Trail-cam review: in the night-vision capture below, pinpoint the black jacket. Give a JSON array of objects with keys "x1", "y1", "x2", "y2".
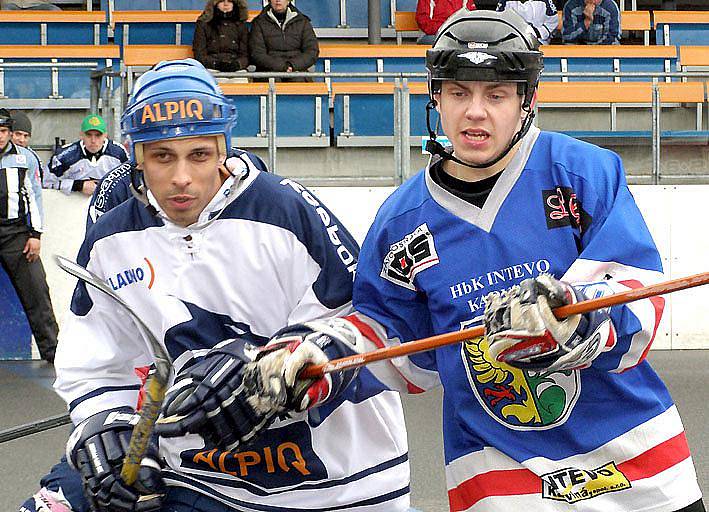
[
  {"x1": 248, "y1": 4, "x2": 319, "y2": 72},
  {"x1": 193, "y1": 11, "x2": 249, "y2": 72}
]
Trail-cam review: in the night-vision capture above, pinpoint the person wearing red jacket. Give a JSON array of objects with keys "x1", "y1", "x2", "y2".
[{"x1": 415, "y1": 0, "x2": 476, "y2": 44}]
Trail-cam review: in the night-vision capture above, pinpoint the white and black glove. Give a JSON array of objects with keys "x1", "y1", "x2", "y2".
[
  {"x1": 243, "y1": 319, "x2": 367, "y2": 414},
  {"x1": 66, "y1": 408, "x2": 164, "y2": 512},
  {"x1": 155, "y1": 339, "x2": 276, "y2": 451},
  {"x1": 484, "y1": 274, "x2": 614, "y2": 372}
]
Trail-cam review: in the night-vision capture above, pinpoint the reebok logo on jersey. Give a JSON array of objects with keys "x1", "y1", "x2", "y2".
[
  {"x1": 279, "y1": 179, "x2": 357, "y2": 277},
  {"x1": 380, "y1": 224, "x2": 439, "y2": 291},
  {"x1": 541, "y1": 461, "x2": 631, "y2": 503},
  {"x1": 542, "y1": 186, "x2": 591, "y2": 233}
]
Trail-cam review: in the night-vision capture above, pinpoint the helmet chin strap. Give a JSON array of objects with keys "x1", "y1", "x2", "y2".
[{"x1": 425, "y1": 98, "x2": 536, "y2": 171}]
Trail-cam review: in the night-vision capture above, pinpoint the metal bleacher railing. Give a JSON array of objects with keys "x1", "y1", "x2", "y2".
[{"x1": 88, "y1": 67, "x2": 709, "y2": 186}]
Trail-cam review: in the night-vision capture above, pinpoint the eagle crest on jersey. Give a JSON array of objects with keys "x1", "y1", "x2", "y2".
[{"x1": 461, "y1": 330, "x2": 580, "y2": 430}]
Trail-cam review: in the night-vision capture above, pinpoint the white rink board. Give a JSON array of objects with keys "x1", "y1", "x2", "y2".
[{"x1": 41, "y1": 185, "x2": 709, "y2": 350}]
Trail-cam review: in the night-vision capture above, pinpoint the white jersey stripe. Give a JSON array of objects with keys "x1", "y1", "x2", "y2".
[{"x1": 445, "y1": 406, "x2": 700, "y2": 511}]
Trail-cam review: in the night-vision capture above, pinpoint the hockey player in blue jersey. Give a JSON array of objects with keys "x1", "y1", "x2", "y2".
[
  {"x1": 177, "y1": 9, "x2": 705, "y2": 512},
  {"x1": 49, "y1": 58, "x2": 410, "y2": 512}
]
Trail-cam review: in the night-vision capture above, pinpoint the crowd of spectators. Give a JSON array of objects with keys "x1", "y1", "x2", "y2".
[
  {"x1": 192, "y1": 0, "x2": 319, "y2": 81},
  {"x1": 416, "y1": 0, "x2": 621, "y2": 45}
]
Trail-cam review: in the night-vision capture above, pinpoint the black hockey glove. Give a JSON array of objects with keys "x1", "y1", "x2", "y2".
[
  {"x1": 66, "y1": 408, "x2": 165, "y2": 512},
  {"x1": 155, "y1": 339, "x2": 276, "y2": 451},
  {"x1": 242, "y1": 319, "x2": 366, "y2": 413},
  {"x1": 484, "y1": 274, "x2": 614, "y2": 372}
]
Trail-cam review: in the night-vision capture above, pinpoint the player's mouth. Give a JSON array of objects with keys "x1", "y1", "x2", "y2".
[
  {"x1": 168, "y1": 195, "x2": 196, "y2": 210},
  {"x1": 460, "y1": 129, "x2": 491, "y2": 147}
]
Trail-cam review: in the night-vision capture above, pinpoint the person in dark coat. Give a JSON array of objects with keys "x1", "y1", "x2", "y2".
[
  {"x1": 248, "y1": 0, "x2": 319, "y2": 81},
  {"x1": 193, "y1": 0, "x2": 249, "y2": 72}
]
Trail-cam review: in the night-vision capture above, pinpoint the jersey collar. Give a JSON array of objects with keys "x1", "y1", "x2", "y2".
[{"x1": 425, "y1": 124, "x2": 540, "y2": 233}]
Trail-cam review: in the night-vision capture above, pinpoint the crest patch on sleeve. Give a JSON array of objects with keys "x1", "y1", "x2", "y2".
[{"x1": 380, "y1": 223, "x2": 439, "y2": 290}]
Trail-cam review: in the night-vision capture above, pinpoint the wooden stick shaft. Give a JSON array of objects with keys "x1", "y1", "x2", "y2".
[{"x1": 301, "y1": 272, "x2": 709, "y2": 378}]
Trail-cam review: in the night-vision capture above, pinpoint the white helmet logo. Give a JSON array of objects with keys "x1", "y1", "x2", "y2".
[{"x1": 459, "y1": 51, "x2": 497, "y2": 65}]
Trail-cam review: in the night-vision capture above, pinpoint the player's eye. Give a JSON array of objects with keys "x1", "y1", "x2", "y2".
[{"x1": 191, "y1": 149, "x2": 211, "y2": 161}]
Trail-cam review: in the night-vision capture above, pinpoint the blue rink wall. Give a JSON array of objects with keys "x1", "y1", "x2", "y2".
[{"x1": 2, "y1": 185, "x2": 708, "y2": 359}]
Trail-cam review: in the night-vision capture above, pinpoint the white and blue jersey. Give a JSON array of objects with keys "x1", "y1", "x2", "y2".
[
  {"x1": 45, "y1": 139, "x2": 128, "y2": 194},
  {"x1": 54, "y1": 152, "x2": 410, "y2": 511},
  {"x1": 352, "y1": 126, "x2": 702, "y2": 511}
]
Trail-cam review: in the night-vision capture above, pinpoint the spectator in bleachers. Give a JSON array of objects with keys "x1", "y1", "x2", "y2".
[
  {"x1": 249, "y1": 0, "x2": 319, "y2": 82},
  {"x1": 193, "y1": 0, "x2": 250, "y2": 73},
  {"x1": 562, "y1": 0, "x2": 620, "y2": 44},
  {"x1": 1, "y1": 0, "x2": 59, "y2": 10},
  {"x1": 45, "y1": 114, "x2": 128, "y2": 197},
  {"x1": 9, "y1": 110, "x2": 44, "y2": 222},
  {"x1": 0, "y1": 109, "x2": 58, "y2": 364},
  {"x1": 496, "y1": 0, "x2": 559, "y2": 44},
  {"x1": 415, "y1": 0, "x2": 477, "y2": 45},
  {"x1": 235, "y1": 0, "x2": 249, "y2": 21}
]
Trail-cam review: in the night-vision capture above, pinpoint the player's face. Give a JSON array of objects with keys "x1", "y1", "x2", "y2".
[
  {"x1": 0, "y1": 126, "x2": 11, "y2": 148},
  {"x1": 12, "y1": 130, "x2": 30, "y2": 148},
  {"x1": 141, "y1": 136, "x2": 226, "y2": 227},
  {"x1": 81, "y1": 130, "x2": 108, "y2": 153},
  {"x1": 436, "y1": 81, "x2": 523, "y2": 167}
]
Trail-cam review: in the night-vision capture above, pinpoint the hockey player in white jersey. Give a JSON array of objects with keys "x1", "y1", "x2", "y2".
[
  {"x1": 208, "y1": 9, "x2": 706, "y2": 512},
  {"x1": 53, "y1": 58, "x2": 410, "y2": 512}
]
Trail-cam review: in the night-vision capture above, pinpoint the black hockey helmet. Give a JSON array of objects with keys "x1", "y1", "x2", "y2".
[
  {"x1": 424, "y1": 9, "x2": 543, "y2": 169},
  {"x1": 426, "y1": 9, "x2": 543, "y2": 111},
  {"x1": 0, "y1": 108, "x2": 13, "y2": 129}
]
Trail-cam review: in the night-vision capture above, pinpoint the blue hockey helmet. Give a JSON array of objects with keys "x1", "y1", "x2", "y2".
[{"x1": 121, "y1": 58, "x2": 237, "y2": 164}]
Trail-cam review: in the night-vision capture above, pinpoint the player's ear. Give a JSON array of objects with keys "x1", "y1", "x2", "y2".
[{"x1": 432, "y1": 94, "x2": 441, "y2": 113}]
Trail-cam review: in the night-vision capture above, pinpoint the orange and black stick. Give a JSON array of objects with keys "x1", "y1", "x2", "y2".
[{"x1": 301, "y1": 272, "x2": 709, "y2": 379}]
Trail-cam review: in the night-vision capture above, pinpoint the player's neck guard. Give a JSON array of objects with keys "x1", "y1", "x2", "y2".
[{"x1": 425, "y1": 98, "x2": 536, "y2": 171}]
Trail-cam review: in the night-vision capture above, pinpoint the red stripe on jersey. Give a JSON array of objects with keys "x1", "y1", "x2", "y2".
[
  {"x1": 345, "y1": 314, "x2": 425, "y2": 394},
  {"x1": 345, "y1": 314, "x2": 385, "y2": 349},
  {"x1": 618, "y1": 279, "x2": 665, "y2": 370},
  {"x1": 447, "y1": 432, "x2": 690, "y2": 511},
  {"x1": 448, "y1": 468, "x2": 541, "y2": 511},
  {"x1": 617, "y1": 431, "x2": 691, "y2": 481}
]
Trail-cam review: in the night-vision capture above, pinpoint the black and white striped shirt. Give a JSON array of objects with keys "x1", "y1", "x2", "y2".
[{"x1": 0, "y1": 141, "x2": 42, "y2": 236}]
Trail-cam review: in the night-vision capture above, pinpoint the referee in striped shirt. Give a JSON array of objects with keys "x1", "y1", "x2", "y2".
[{"x1": 0, "y1": 109, "x2": 58, "y2": 363}]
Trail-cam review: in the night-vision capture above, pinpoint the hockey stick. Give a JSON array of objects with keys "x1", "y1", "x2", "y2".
[
  {"x1": 301, "y1": 271, "x2": 709, "y2": 378},
  {"x1": 54, "y1": 255, "x2": 172, "y2": 486},
  {"x1": 0, "y1": 412, "x2": 71, "y2": 444}
]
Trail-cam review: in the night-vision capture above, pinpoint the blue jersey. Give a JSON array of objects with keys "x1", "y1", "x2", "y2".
[
  {"x1": 55, "y1": 151, "x2": 410, "y2": 511},
  {"x1": 353, "y1": 126, "x2": 702, "y2": 511}
]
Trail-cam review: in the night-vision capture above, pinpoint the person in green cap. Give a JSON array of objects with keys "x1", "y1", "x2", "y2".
[{"x1": 45, "y1": 113, "x2": 128, "y2": 196}]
